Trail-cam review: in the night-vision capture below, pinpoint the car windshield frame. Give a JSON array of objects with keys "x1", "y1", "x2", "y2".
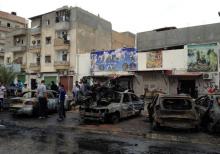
[{"x1": 161, "y1": 97, "x2": 192, "y2": 110}]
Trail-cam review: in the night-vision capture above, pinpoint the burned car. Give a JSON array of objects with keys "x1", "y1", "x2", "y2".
[
  {"x1": 79, "y1": 90, "x2": 144, "y2": 123},
  {"x1": 148, "y1": 94, "x2": 199, "y2": 130},
  {"x1": 195, "y1": 94, "x2": 220, "y2": 132},
  {"x1": 9, "y1": 90, "x2": 72, "y2": 116}
]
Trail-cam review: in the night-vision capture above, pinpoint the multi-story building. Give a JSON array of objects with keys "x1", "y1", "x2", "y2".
[
  {"x1": 0, "y1": 11, "x2": 27, "y2": 65},
  {"x1": 5, "y1": 6, "x2": 135, "y2": 92},
  {"x1": 134, "y1": 24, "x2": 220, "y2": 97}
]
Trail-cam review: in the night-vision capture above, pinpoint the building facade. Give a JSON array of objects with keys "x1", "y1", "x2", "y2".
[
  {"x1": 135, "y1": 24, "x2": 220, "y2": 97},
  {"x1": 0, "y1": 11, "x2": 27, "y2": 65},
  {"x1": 5, "y1": 6, "x2": 135, "y2": 92}
]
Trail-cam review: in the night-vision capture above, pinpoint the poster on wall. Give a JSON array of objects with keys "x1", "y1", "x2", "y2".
[
  {"x1": 146, "y1": 51, "x2": 162, "y2": 68},
  {"x1": 187, "y1": 43, "x2": 218, "y2": 72},
  {"x1": 91, "y1": 48, "x2": 137, "y2": 72}
]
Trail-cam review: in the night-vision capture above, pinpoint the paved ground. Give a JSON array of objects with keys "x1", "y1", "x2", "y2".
[{"x1": 0, "y1": 110, "x2": 220, "y2": 147}]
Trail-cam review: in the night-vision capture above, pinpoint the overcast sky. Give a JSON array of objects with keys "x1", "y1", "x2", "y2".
[{"x1": 1, "y1": 0, "x2": 220, "y2": 33}]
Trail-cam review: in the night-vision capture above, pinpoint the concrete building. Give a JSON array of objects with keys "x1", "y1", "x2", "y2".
[
  {"x1": 0, "y1": 11, "x2": 27, "y2": 65},
  {"x1": 112, "y1": 31, "x2": 135, "y2": 49},
  {"x1": 135, "y1": 24, "x2": 220, "y2": 97}
]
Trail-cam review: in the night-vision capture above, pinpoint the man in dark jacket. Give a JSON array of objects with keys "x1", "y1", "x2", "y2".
[
  {"x1": 57, "y1": 84, "x2": 66, "y2": 121},
  {"x1": 51, "y1": 81, "x2": 58, "y2": 92}
]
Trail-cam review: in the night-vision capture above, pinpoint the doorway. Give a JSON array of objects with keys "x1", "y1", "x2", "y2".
[{"x1": 178, "y1": 80, "x2": 195, "y2": 97}]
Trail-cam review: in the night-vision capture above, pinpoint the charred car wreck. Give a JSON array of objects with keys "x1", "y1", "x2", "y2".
[
  {"x1": 148, "y1": 94, "x2": 200, "y2": 130},
  {"x1": 78, "y1": 79, "x2": 144, "y2": 123}
]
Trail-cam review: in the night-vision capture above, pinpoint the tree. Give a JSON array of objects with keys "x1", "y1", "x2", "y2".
[{"x1": 0, "y1": 65, "x2": 16, "y2": 86}]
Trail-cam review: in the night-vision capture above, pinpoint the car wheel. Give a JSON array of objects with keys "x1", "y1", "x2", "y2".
[{"x1": 110, "y1": 113, "x2": 120, "y2": 124}]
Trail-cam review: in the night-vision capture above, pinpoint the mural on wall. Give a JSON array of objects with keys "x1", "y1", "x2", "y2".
[
  {"x1": 91, "y1": 48, "x2": 137, "y2": 72},
  {"x1": 146, "y1": 51, "x2": 162, "y2": 68},
  {"x1": 187, "y1": 43, "x2": 218, "y2": 72}
]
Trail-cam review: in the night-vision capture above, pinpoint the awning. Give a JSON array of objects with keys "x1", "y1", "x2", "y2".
[{"x1": 165, "y1": 70, "x2": 202, "y2": 77}]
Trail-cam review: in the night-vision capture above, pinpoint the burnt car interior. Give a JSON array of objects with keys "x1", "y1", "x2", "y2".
[{"x1": 162, "y1": 98, "x2": 192, "y2": 110}]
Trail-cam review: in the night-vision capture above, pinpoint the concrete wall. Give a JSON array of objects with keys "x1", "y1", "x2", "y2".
[
  {"x1": 77, "y1": 53, "x2": 91, "y2": 80},
  {"x1": 75, "y1": 7, "x2": 112, "y2": 53},
  {"x1": 112, "y1": 31, "x2": 135, "y2": 49},
  {"x1": 138, "y1": 48, "x2": 187, "y2": 71},
  {"x1": 137, "y1": 23, "x2": 220, "y2": 51}
]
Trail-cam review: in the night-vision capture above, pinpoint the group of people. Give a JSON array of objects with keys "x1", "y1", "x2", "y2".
[{"x1": 36, "y1": 80, "x2": 66, "y2": 121}]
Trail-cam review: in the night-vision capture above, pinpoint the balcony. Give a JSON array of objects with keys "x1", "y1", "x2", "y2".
[
  {"x1": 29, "y1": 45, "x2": 41, "y2": 53},
  {"x1": 9, "y1": 46, "x2": 26, "y2": 52},
  {"x1": 10, "y1": 29, "x2": 27, "y2": 36},
  {"x1": 54, "y1": 38, "x2": 70, "y2": 50},
  {"x1": 30, "y1": 63, "x2": 40, "y2": 71},
  {"x1": 0, "y1": 38, "x2": 5, "y2": 45},
  {"x1": 21, "y1": 63, "x2": 27, "y2": 69},
  {"x1": 54, "y1": 61, "x2": 70, "y2": 70},
  {"x1": 30, "y1": 27, "x2": 41, "y2": 35},
  {"x1": 55, "y1": 21, "x2": 70, "y2": 31}
]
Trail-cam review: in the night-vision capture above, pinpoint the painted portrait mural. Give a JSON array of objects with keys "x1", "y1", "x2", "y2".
[
  {"x1": 91, "y1": 48, "x2": 137, "y2": 72},
  {"x1": 187, "y1": 43, "x2": 218, "y2": 72},
  {"x1": 146, "y1": 51, "x2": 162, "y2": 68}
]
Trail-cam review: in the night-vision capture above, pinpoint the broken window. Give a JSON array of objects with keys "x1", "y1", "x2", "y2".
[
  {"x1": 46, "y1": 37, "x2": 51, "y2": 44},
  {"x1": 45, "y1": 55, "x2": 51, "y2": 63},
  {"x1": 162, "y1": 98, "x2": 192, "y2": 110},
  {"x1": 7, "y1": 23, "x2": 11, "y2": 28},
  {"x1": 55, "y1": 9, "x2": 70, "y2": 23},
  {"x1": 56, "y1": 31, "x2": 69, "y2": 43},
  {"x1": 123, "y1": 94, "x2": 130, "y2": 103},
  {"x1": 131, "y1": 94, "x2": 139, "y2": 101}
]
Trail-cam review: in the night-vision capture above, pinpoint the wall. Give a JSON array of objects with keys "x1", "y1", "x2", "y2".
[
  {"x1": 137, "y1": 23, "x2": 220, "y2": 51},
  {"x1": 77, "y1": 53, "x2": 90, "y2": 80},
  {"x1": 112, "y1": 31, "x2": 135, "y2": 49},
  {"x1": 138, "y1": 48, "x2": 187, "y2": 71}
]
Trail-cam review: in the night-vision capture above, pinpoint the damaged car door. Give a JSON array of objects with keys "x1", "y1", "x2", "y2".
[{"x1": 121, "y1": 93, "x2": 133, "y2": 117}]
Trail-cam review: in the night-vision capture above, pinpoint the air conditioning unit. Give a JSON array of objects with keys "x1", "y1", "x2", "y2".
[{"x1": 203, "y1": 73, "x2": 213, "y2": 80}]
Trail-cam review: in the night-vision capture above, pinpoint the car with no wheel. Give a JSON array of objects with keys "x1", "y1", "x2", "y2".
[
  {"x1": 148, "y1": 94, "x2": 199, "y2": 130},
  {"x1": 79, "y1": 91, "x2": 144, "y2": 123}
]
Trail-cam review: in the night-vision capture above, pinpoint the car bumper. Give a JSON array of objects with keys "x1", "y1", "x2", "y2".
[
  {"x1": 155, "y1": 117, "x2": 199, "y2": 129},
  {"x1": 80, "y1": 112, "x2": 105, "y2": 122},
  {"x1": 10, "y1": 107, "x2": 33, "y2": 115}
]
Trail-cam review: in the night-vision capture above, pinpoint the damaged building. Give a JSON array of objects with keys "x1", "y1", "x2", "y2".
[{"x1": 134, "y1": 24, "x2": 220, "y2": 97}]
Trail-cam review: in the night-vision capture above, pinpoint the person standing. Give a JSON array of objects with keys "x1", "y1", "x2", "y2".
[
  {"x1": 50, "y1": 81, "x2": 58, "y2": 92},
  {"x1": 0, "y1": 82, "x2": 6, "y2": 111},
  {"x1": 37, "y1": 80, "x2": 48, "y2": 119},
  {"x1": 57, "y1": 84, "x2": 66, "y2": 121}
]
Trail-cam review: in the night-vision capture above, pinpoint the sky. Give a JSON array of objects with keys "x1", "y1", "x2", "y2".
[{"x1": 1, "y1": 0, "x2": 220, "y2": 33}]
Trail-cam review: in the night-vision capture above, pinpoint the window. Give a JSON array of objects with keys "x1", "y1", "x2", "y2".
[
  {"x1": 45, "y1": 55, "x2": 51, "y2": 63},
  {"x1": 21, "y1": 40, "x2": 24, "y2": 44},
  {"x1": 6, "y1": 57, "x2": 11, "y2": 64},
  {"x1": 131, "y1": 94, "x2": 139, "y2": 101},
  {"x1": 46, "y1": 37, "x2": 51, "y2": 44},
  {"x1": 0, "y1": 21, "x2": 1, "y2": 26},
  {"x1": 62, "y1": 52, "x2": 67, "y2": 61},
  {"x1": 7, "y1": 23, "x2": 10, "y2": 28},
  {"x1": 37, "y1": 40, "x2": 41, "y2": 45},
  {"x1": 36, "y1": 55, "x2": 40, "y2": 65},
  {"x1": 46, "y1": 20, "x2": 50, "y2": 25},
  {"x1": 123, "y1": 94, "x2": 130, "y2": 103}
]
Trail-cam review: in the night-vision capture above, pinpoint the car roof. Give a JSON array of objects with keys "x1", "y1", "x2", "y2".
[{"x1": 159, "y1": 94, "x2": 192, "y2": 99}]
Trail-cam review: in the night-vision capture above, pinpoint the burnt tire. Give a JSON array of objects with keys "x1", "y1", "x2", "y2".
[{"x1": 110, "y1": 113, "x2": 120, "y2": 124}]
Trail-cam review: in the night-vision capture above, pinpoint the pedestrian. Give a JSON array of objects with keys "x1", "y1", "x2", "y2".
[
  {"x1": 37, "y1": 80, "x2": 48, "y2": 119},
  {"x1": 0, "y1": 82, "x2": 6, "y2": 111},
  {"x1": 22, "y1": 82, "x2": 30, "y2": 93},
  {"x1": 16, "y1": 80, "x2": 23, "y2": 96},
  {"x1": 50, "y1": 81, "x2": 58, "y2": 92},
  {"x1": 57, "y1": 84, "x2": 66, "y2": 121}
]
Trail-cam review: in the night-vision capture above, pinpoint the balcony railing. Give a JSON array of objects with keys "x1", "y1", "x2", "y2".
[
  {"x1": 10, "y1": 28, "x2": 27, "y2": 36},
  {"x1": 54, "y1": 38, "x2": 70, "y2": 50},
  {"x1": 29, "y1": 45, "x2": 41, "y2": 53},
  {"x1": 9, "y1": 46, "x2": 26, "y2": 52},
  {"x1": 30, "y1": 63, "x2": 40, "y2": 71},
  {"x1": 30, "y1": 27, "x2": 41, "y2": 35},
  {"x1": 55, "y1": 21, "x2": 70, "y2": 30},
  {"x1": 54, "y1": 61, "x2": 70, "y2": 69}
]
